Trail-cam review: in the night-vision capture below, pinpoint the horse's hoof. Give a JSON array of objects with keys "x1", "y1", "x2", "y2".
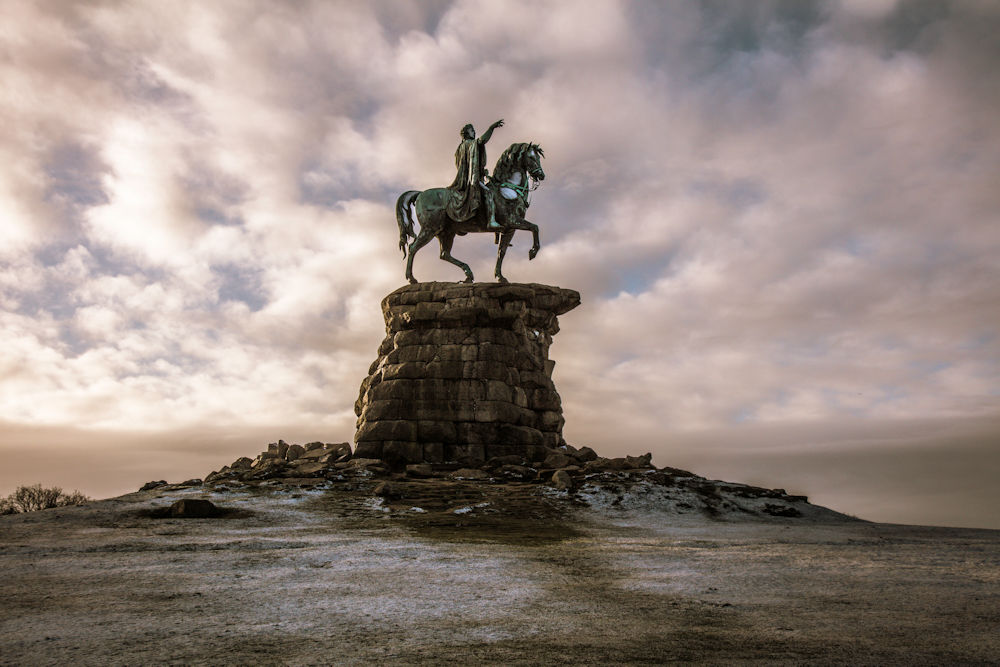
[
  {"x1": 496, "y1": 276, "x2": 508, "y2": 284},
  {"x1": 529, "y1": 249, "x2": 538, "y2": 260},
  {"x1": 408, "y1": 277, "x2": 418, "y2": 285},
  {"x1": 462, "y1": 277, "x2": 474, "y2": 284}
]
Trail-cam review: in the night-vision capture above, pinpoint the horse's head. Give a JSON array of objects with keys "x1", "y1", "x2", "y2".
[
  {"x1": 524, "y1": 143, "x2": 545, "y2": 182},
  {"x1": 495, "y1": 142, "x2": 546, "y2": 186}
]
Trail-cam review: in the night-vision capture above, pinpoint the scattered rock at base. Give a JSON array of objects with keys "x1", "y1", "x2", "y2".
[
  {"x1": 452, "y1": 468, "x2": 490, "y2": 480},
  {"x1": 374, "y1": 482, "x2": 401, "y2": 499},
  {"x1": 542, "y1": 452, "x2": 575, "y2": 469},
  {"x1": 140, "y1": 480, "x2": 168, "y2": 492},
  {"x1": 406, "y1": 464, "x2": 435, "y2": 478},
  {"x1": 169, "y1": 498, "x2": 221, "y2": 518},
  {"x1": 551, "y1": 469, "x2": 574, "y2": 491}
]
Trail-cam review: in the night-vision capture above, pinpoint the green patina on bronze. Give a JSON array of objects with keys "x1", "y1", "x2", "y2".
[{"x1": 395, "y1": 119, "x2": 547, "y2": 284}]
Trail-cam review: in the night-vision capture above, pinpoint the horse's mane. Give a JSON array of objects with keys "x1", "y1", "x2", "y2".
[{"x1": 493, "y1": 142, "x2": 544, "y2": 179}]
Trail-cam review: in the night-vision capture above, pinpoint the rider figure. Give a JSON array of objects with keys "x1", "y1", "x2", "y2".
[{"x1": 446, "y1": 119, "x2": 504, "y2": 231}]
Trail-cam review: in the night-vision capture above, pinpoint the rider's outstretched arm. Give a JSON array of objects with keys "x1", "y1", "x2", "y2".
[{"x1": 480, "y1": 118, "x2": 504, "y2": 144}]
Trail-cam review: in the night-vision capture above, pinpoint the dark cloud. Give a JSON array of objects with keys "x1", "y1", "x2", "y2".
[{"x1": 0, "y1": 0, "x2": 997, "y2": 527}]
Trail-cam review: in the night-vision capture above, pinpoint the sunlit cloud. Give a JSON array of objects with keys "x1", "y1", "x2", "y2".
[{"x1": 0, "y1": 0, "x2": 997, "y2": 526}]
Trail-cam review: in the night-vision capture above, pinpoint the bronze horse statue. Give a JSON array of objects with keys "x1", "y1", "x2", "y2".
[{"x1": 395, "y1": 142, "x2": 545, "y2": 284}]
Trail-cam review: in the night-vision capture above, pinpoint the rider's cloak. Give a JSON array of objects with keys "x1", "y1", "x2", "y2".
[{"x1": 446, "y1": 136, "x2": 488, "y2": 222}]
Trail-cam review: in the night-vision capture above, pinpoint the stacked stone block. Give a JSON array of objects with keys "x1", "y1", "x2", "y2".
[{"x1": 354, "y1": 282, "x2": 581, "y2": 465}]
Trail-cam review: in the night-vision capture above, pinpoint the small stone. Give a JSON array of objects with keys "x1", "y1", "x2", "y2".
[
  {"x1": 625, "y1": 453, "x2": 653, "y2": 469},
  {"x1": 498, "y1": 464, "x2": 536, "y2": 481},
  {"x1": 452, "y1": 468, "x2": 490, "y2": 480},
  {"x1": 373, "y1": 482, "x2": 399, "y2": 499},
  {"x1": 139, "y1": 480, "x2": 168, "y2": 492},
  {"x1": 542, "y1": 452, "x2": 574, "y2": 469},
  {"x1": 293, "y1": 462, "x2": 327, "y2": 476},
  {"x1": 406, "y1": 464, "x2": 434, "y2": 478},
  {"x1": 335, "y1": 457, "x2": 383, "y2": 470},
  {"x1": 484, "y1": 455, "x2": 529, "y2": 469},
  {"x1": 551, "y1": 469, "x2": 574, "y2": 491},
  {"x1": 230, "y1": 457, "x2": 254, "y2": 470},
  {"x1": 168, "y1": 498, "x2": 220, "y2": 518}
]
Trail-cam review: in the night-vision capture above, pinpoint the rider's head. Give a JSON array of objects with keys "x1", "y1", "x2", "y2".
[{"x1": 460, "y1": 124, "x2": 475, "y2": 140}]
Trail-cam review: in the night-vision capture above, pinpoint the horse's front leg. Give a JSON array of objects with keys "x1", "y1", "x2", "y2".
[
  {"x1": 520, "y1": 220, "x2": 540, "y2": 260},
  {"x1": 494, "y1": 230, "x2": 516, "y2": 283}
]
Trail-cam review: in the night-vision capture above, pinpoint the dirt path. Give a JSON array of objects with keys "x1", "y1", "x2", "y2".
[{"x1": 1, "y1": 485, "x2": 997, "y2": 665}]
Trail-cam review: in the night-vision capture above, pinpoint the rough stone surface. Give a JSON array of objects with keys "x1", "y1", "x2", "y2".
[
  {"x1": 551, "y1": 469, "x2": 574, "y2": 491},
  {"x1": 354, "y1": 283, "x2": 580, "y2": 465},
  {"x1": 168, "y1": 499, "x2": 220, "y2": 518}
]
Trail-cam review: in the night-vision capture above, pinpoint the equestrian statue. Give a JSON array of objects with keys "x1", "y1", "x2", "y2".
[{"x1": 395, "y1": 119, "x2": 546, "y2": 283}]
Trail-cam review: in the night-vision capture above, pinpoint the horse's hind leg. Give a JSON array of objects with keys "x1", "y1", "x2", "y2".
[
  {"x1": 438, "y1": 231, "x2": 474, "y2": 283},
  {"x1": 406, "y1": 224, "x2": 437, "y2": 284},
  {"x1": 494, "y1": 230, "x2": 515, "y2": 283}
]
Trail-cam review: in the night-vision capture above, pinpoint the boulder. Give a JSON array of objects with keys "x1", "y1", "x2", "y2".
[
  {"x1": 542, "y1": 451, "x2": 575, "y2": 469},
  {"x1": 405, "y1": 464, "x2": 434, "y2": 478},
  {"x1": 168, "y1": 498, "x2": 220, "y2": 518},
  {"x1": 574, "y1": 446, "x2": 598, "y2": 462},
  {"x1": 276, "y1": 440, "x2": 290, "y2": 459},
  {"x1": 373, "y1": 482, "x2": 400, "y2": 499},
  {"x1": 484, "y1": 455, "x2": 529, "y2": 470},
  {"x1": 285, "y1": 444, "x2": 305, "y2": 461},
  {"x1": 304, "y1": 441, "x2": 325, "y2": 451},
  {"x1": 334, "y1": 458, "x2": 383, "y2": 470},
  {"x1": 625, "y1": 453, "x2": 653, "y2": 469},
  {"x1": 298, "y1": 447, "x2": 331, "y2": 461},
  {"x1": 139, "y1": 480, "x2": 168, "y2": 492},
  {"x1": 292, "y1": 462, "x2": 327, "y2": 476},
  {"x1": 497, "y1": 464, "x2": 536, "y2": 481},
  {"x1": 230, "y1": 457, "x2": 254, "y2": 470},
  {"x1": 452, "y1": 468, "x2": 490, "y2": 480},
  {"x1": 330, "y1": 442, "x2": 352, "y2": 458},
  {"x1": 551, "y1": 469, "x2": 574, "y2": 491}
]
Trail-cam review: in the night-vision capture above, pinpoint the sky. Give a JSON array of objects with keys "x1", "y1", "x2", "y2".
[{"x1": 1, "y1": 0, "x2": 998, "y2": 528}]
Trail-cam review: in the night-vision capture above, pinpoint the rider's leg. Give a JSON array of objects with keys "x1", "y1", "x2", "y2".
[{"x1": 482, "y1": 183, "x2": 500, "y2": 230}]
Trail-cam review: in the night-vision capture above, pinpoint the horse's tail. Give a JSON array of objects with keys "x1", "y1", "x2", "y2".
[{"x1": 395, "y1": 190, "x2": 419, "y2": 256}]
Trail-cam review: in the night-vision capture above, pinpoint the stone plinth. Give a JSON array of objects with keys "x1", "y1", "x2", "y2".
[{"x1": 354, "y1": 282, "x2": 581, "y2": 465}]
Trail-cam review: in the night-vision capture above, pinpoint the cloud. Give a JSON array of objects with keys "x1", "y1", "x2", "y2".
[{"x1": 0, "y1": 0, "x2": 997, "y2": 525}]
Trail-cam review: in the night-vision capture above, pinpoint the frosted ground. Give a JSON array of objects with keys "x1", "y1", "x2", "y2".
[{"x1": 1, "y1": 481, "x2": 997, "y2": 665}]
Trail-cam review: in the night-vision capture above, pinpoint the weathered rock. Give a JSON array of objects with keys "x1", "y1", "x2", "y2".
[
  {"x1": 452, "y1": 468, "x2": 490, "y2": 480},
  {"x1": 406, "y1": 464, "x2": 434, "y2": 478},
  {"x1": 298, "y1": 447, "x2": 331, "y2": 461},
  {"x1": 304, "y1": 441, "x2": 324, "y2": 451},
  {"x1": 625, "y1": 453, "x2": 653, "y2": 469},
  {"x1": 373, "y1": 482, "x2": 400, "y2": 499},
  {"x1": 334, "y1": 457, "x2": 383, "y2": 470},
  {"x1": 285, "y1": 444, "x2": 305, "y2": 461},
  {"x1": 230, "y1": 457, "x2": 254, "y2": 470},
  {"x1": 574, "y1": 446, "x2": 598, "y2": 462},
  {"x1": 551, "y1": 469, "x2": 574, "y2": 491},
  {"x1": 168, "y1": 498, "x2": 220, "y2": 518},
  {"x1": 292, "y1": 462, "x2": 327, "y2": 476},
  {"x1": 330, "y1": 442, "x2": 352, "y2": 458},
  {"x1": 485, "y1": 455, "x2": 530, "y2": 469},
  {"x1": 497, "y1": 464, "x2": 536, "y2": 481},
  {"x1": 542, "y1": 451, "x2": 575, "y2": 469},
  {"x1": 139, "y1": 480, "x2": 168, "y2": 492},
  {"x1": 354, "y1": 283, "x2": 580, "y2": 464},
  {"x1": 251, "y1": 453, "x2": 275, "y2": 468}
]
